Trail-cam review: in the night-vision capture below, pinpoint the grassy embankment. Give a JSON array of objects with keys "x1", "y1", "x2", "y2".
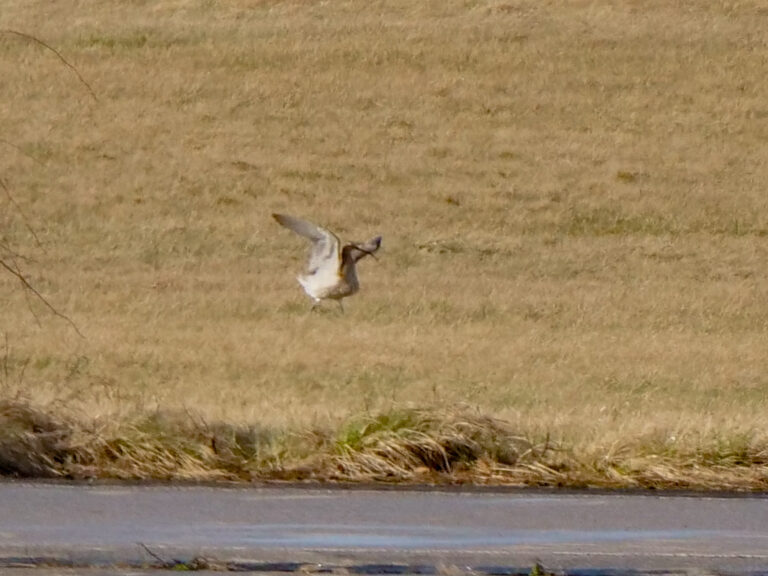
[{"x1": 1, "y1": 0, "x2": 767, "y2": 489}]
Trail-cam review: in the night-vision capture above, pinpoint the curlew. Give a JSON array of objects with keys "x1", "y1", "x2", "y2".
[{"x1": 272, "y1": 213, "x2": 381, "y2": 311}]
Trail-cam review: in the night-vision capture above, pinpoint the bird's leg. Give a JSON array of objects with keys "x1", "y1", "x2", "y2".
[
  {"x1": 310, "y1": 299, "x2": 321, "y2": 313},
  {"x1": 337, "y1": 300, "x2": 345, "y2": 314}
]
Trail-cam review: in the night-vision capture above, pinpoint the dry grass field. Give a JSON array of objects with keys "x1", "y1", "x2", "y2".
[{"x1": 2, "y1": 0, "x2": 768, "y2": 488}]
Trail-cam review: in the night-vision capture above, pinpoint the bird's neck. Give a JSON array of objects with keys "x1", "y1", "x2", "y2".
[{"x1": 341, "y1": 259, "x2": 359, "y2": 288}]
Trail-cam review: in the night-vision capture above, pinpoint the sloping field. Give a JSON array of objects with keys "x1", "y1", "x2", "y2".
[{"x1": 1, "y1": 0, "x2": 767, "y2": 488}]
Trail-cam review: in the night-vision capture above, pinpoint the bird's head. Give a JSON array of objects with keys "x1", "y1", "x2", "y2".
[{"x1": 344, "y1": 236, "x2": 382, "y2": 262}]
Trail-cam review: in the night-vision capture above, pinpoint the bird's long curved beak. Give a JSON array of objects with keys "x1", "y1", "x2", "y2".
[
  {"x1": 354, "y1": 236, "x2": 381, "y2": 261},
  {"x1": 355, "y1": 246, "x2": 379, "y2": 261}
]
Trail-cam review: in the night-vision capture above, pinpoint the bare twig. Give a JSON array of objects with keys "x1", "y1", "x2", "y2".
[
  {"x1": 137, "y1": 542, "x2": 172, "y2": 567},
  {"x1": 0, "y1": 258, "x2": 84, "y2": 338},
  {"x1": 21, "y1": 285, "x2": 43, "y2": 328},
  {"x1": 0, "y1": 238, "x2": 34, "y2": 265},
  {"x1": 0, "y1": 31, "x2": 90, "y2": 340},
  {"x1": 0, "y1": 138, "x2": 44, "y2": 166},
  {"x1": 0, "y1": 243, "x2": 41, "y2": 328},
  {"x1": 1, "y1": 179, "x2": 44, "y2": 250},
  {"x1": 1, "y1": 28, "x2": 98, "y2": 102}
]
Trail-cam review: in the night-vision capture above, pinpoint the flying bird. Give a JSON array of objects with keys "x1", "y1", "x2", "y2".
[{"x1": 272, "y1": 213, "x2": 382, "y2": 311}]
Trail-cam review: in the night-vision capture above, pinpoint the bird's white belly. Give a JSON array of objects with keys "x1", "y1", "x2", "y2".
[
  {"x1": 298, "y1": 271, "x2": 342, "y2": 300},
  {"x1": 297, "y1": 266, "x2": 358, "y2": 301}
]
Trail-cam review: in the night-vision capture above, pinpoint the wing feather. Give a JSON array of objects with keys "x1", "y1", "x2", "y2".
[{"x1": 272, "y1": 213, "x2": 341, "y2": 274}]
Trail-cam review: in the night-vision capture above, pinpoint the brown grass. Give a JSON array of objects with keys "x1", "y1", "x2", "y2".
[
  {"x1": 2, "y1": 399, "x2": 767, "y2": 489},
  {"x1": 1, "y1": 0, "x2": 768, "y2": 488}
]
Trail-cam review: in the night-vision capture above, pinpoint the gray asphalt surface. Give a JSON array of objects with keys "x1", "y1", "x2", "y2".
[{"x1": 1, "y1": 482, "x2": 767, "y2": 574}]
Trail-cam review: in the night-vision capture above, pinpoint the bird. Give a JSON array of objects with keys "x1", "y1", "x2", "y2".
[{"x1": 272, "y1": 213, "x2": 381, "y2": 311}]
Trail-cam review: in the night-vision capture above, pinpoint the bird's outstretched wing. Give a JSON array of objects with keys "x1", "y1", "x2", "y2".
[{"x1": 273, "y1": 213, "x2": 341, "y2": 274}]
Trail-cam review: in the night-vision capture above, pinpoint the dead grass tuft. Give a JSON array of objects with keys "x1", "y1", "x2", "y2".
[
  {"x1": 333, "y1": 408, "x2": 532, "y2": 480},
  {"x1": 3, "y1": 399, "x2": 765, "y2": 489},
  {"x1": 0, "y1": 400, "x2": 75, "y2": 477},
  {"x1": 0, "y1": 399, "x2": 270, "y2": 480}
]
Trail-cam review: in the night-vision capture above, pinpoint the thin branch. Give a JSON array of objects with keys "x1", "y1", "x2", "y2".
[
  {"x1": 137, "y1": 542, "x2": 172, "y2": 567},
  {"x1": 0, "y1": 138, "x2": 44, "y2": 166},
  {"x1": 1, "y1": 179, "x2": 44, "y2": 250},
  {"x1": 4, "y1": 245, "x2": 43, "y2": 327},
  {"x1": 1, "y1": 28, "x2": 98, "y2": 102},
  {"x1": 0, "y1": 239, "x2": 32, "y2": 267},
  {"x1": 21, "y1": 283, "x2": 43, "y2": 328},
  {"x1": 0, "y1": 258, "x2": 84, "y2": 338}
]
